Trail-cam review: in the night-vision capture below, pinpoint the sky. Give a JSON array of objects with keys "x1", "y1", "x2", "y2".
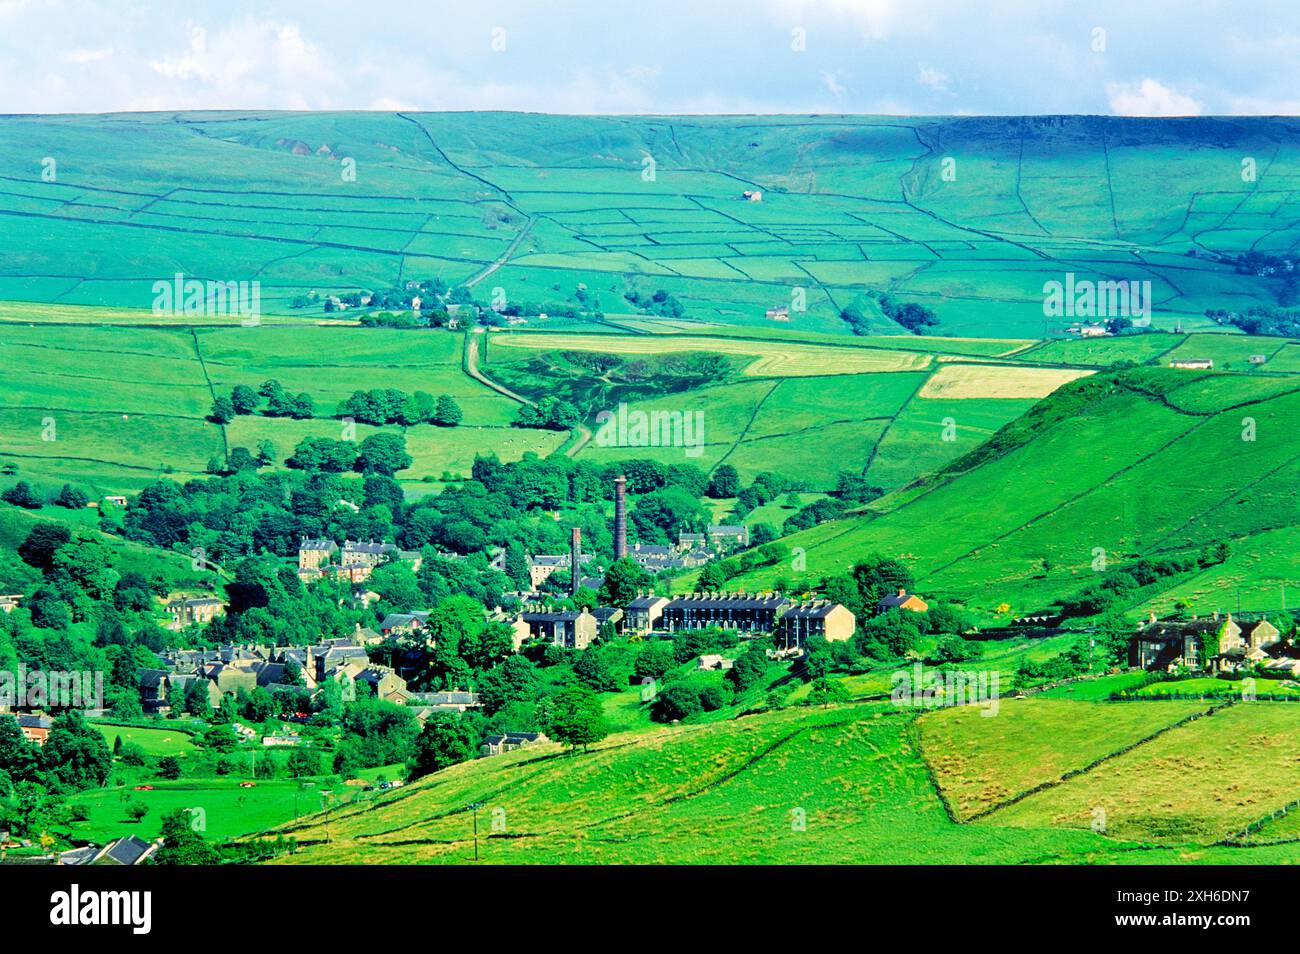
[{"x1": 2, "y1": 0, "x2": 1298, "y2": 116}]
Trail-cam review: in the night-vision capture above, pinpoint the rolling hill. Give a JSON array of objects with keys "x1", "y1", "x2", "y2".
[
  {"x1": 1, "y1": 112, "x2": 1296, "y2": 336},
  {"x1": 716, "y1": 365, "x2": 1300, "y2": 617},
  {"x1": 255, "y1": 697, "x2": 1300, "y2": 865}
]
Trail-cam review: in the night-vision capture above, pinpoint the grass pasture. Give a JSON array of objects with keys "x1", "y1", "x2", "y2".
[{"x1": 990, "y1": 703, "x2": 1300, "y2": 844}]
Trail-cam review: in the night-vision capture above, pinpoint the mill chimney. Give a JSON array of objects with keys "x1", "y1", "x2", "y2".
[
  {"x1": 614, "y1": 475, "x2": 628, "y2": 559},
  {"x1": 570, "y1": 527, "x2": 582, "y2": 599}
]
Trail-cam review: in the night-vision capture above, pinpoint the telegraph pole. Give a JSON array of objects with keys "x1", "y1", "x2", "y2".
[{"x1": 469, "y1": 802, "x2": 483, "y2": 862}]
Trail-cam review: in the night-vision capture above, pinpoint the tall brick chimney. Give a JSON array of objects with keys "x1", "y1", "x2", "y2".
[
  {"x1": 570, "y1": 527, "x2": 582, "y2": 598},
  {"x1": 614, "y1": 474, "x2": 628, "y2": 559}
]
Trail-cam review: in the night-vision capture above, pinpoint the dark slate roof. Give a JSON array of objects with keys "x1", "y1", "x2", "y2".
[
  {"x1": 484, "y1": 732, "x2": 543, "y2": 745},
  {"x1": 379, "y1": 612, "x2": 429, "y2": 630},
  {"x1": 251, "y1": 662, "x2": 287, "y2": 687},
  {"x1": 1239, "y1": 620, "x2": 1276, "y2": 637},
  {"x1": 100, "y1": 835, "x2": 154, "y2": 866},
  {"x1": 139, "y1": 669, "x2": 169, "y2": 690},
  {"x1": 59, "y1": 845, "x2": 100, "y2": 866},
  {"x1": 781, "y1": 602, "x2": 848, "y2": 620},
  {"x1": 592, "y1": 606, "x2": 623, "y2": 622},
  {"x1": 522, "y1": 611, "x2": 581, "y2": 623},
  {"x1": 627, "y1": 595, "x2": 669, "y2": 609},
  {"x1": 877, "y1": 591, "x2": 924, "y2": 608},
  {"x1": 343, "y1": 540, "x2": 397, "y2": 555},
  {"x1": 300, "y1": 539, "x2": 338, "y2": 550},
  {"x1": 16, "y1": 714, "x2": 52, "y2": 729},
  {"x1": 411, "y1": 691, "x2": 479, "y2": 706},
  {"x1": 665, "y1": 595, "x2": 790, "y2": 611},
  {"x1": 1138, "y1": 618, "x2": 1226, "y2": 640}
]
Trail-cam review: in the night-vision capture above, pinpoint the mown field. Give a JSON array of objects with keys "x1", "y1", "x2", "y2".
[{"x1": 249, "y1": 696, "x2": 1300, "y2": 865}]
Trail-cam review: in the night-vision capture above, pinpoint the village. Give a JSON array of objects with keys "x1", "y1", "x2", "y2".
[{"x1": 5, "y1": 466, "x2": 1297, "y2": 867}]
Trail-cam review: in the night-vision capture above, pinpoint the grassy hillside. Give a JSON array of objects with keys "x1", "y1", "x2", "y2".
[
  {"x1": 253, "y1": 698, "x2": 1300, "y2": 865},
  {"x1": 1, "y1": 113, "x2": 1295, "y2": 335},
  {"x1": 718, "y1": 366, "x2": 1300, "y2": 616}
]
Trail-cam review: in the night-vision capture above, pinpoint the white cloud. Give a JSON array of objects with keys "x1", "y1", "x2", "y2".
[
  {"x1": 63, "y1": 48, "x2": 113, "y2": 65},
  {"x1": 821, "y1": 70, "x2": 847, "y2": 98},
  {"x1": 1107, "y1": 78, "x2": 1203, "y2": 117},
  {"x1": 767, "y1": 0, "x2": 907, "y2": 41},
  {"x1": 917, "y1": 63, "x2": 951, "y2": 93},
  {"x1": 147, "y1": 18, "x2": 337, "y2": 109}
]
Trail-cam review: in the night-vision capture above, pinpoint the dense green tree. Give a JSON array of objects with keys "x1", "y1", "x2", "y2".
[
  {"x1": 17, "y1": 523, "x2": 71, "y2": 572},
  {"x1": 230, "y1": 384, "x2": 260, "y2": 415},
  {"x1": 706, "y1": 464, "x2": 740, "y2": 498},
  {"x1": 355, "y1": 433, "x2": 412, "y2": 476},
  {"x1": 209, "y1": 395, "x2": 236, "y2": 424},
  {"x1": 1, "y1": 481, "x2": 44, "y2": 509},
  {"x1": 409, "y1": 713, "x2": 477, "y2": 779},
  {"x1": 548, "y1": 685, "x2": 608, "y2": 752},
  {"x1": 597, "y1": 558, "x2": 651, "y2": 608},
  {"x1": 153, "y1": 808, "x2": 220, "y2": 865},
  {"x1": 434, "y1": 394, "x2": 463, "y2": 426},
  {"x1": 42, "y1": 711, "x2": 113, "y2": 791},
  {"x1": 53, "y1": 483, "x2": 89, "y2": 509}
]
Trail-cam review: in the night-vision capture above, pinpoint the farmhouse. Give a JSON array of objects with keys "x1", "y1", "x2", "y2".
[
  {"x1": 707, "y1": 524, "x2": 750, "y2": 550},
  {"x1": 341, "y1": 539, "x2": 399, "y2": 569},
  {"x1": 481, "y1": 731, "x2": 549, "y2": 757},
  {"x1": 512, "y1": 607, "x2": 600, "y2": 650},
  {"x1": 0, "y1": 594, "x2": 20, "y2": 614},
  {"x1": 742, "y1": 190, "x2": 762, "y2": 202},
  {"x1": 378, "y1": 611, "x2": 430, "y2": 637},
  {"x1": 69, "y1": 835, "x2": 161, "y2": 866},
  {"x1": 14, "y1": 713, "x2": 52, "y2": 746},
  {"x1": 164, "y1": 596, "x2": 225, "y2": 630},
  {"x1": 1169, "y1": 358, "x2": 1214, "y2": 370},
  {"x1": 697, "y1": 654, "x2": 734, "y2": 671},
  {"x1": 661, "y1": 593, "x2": 791, "y2": 633},
  {"x1": 876, "y1": 589, "x2": 929, "y2": 614},
  {"x1": 766, "y1": 306, "x2": 790, "y2": 321},
  {"x1": 1248, "y1": 354, "x2": 1268, "y2": 364},
  {"x1": 298, "y1": 538, "x2": 339, "y2": 569},
  {"x1": 777, "y1": 600, "x2": 856, "y2": 649},
  {"x1": 528, "y1": 553, "x2": 595, "y2": 589},
  {"x1": 138, "y1": 669, "x2": 171, "y2": 713},
  {"x1": 408, "y1": 691, "x2": 481, "y2": 712},
  {"x1": 624, "y1": 594, "x2": 670, "y2": 634},
  {"x1": 1131, "y1": 612, "x2": 1281, "y2": 672}
]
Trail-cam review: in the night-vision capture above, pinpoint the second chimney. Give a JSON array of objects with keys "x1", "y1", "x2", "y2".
[{"x1": 570, "y1": 527, "x2": 582, "y2": 599}]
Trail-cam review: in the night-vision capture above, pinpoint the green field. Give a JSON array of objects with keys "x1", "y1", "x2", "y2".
[
  {"x1": 718, "y1": 366, "x2": 1300, "y2": 616},
  {"x1": 66, "y1": 763, "x2": 404, "y2": 844},
  {"x1": 250, "y1": 698, "x2": 1300, "y2": 865}
]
